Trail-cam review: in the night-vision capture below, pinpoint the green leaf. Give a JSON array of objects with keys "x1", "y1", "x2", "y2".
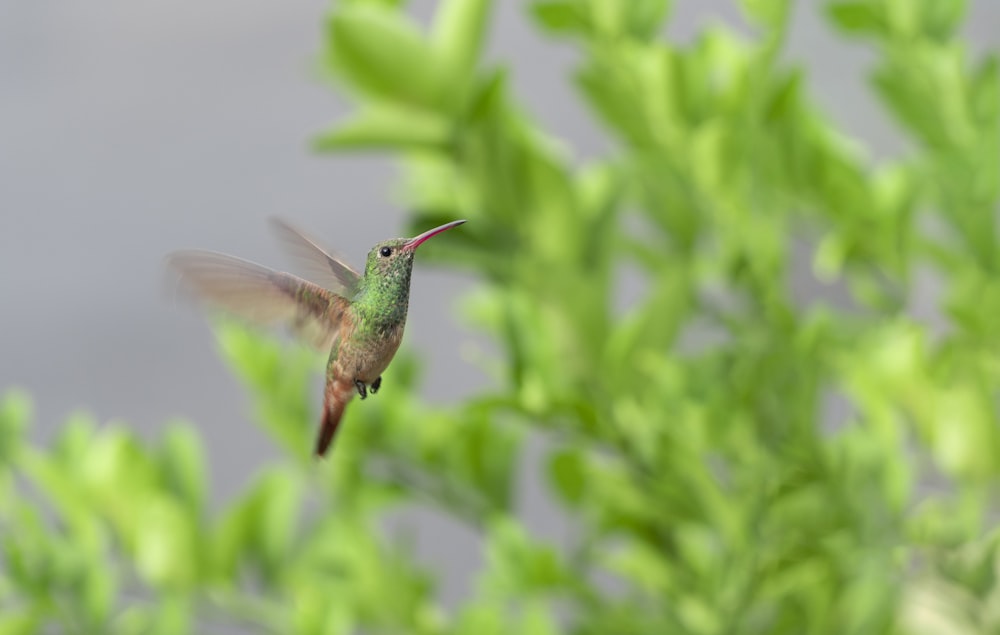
[
  {"x1": 929, "y1": 386, "x2": 1000, "y2": 481},
  {"x1": 216, "y1": 321, "x2": 315, "y2": 461},
  {"x1": 466, "y1": 67, "x2": 509, "y2": 124},
  {"x1": 532, "y1": 0, "x2": 669, "y2": 40},
  {"x1": 0, "y1": 613, "x2": 41, "y2": 635},
  {"x1": 453, "y1": 601, "x2": 506, "y2": 635},
  {"x1": 210, "y1": 496, "x2": 253, "y2": 581},
  {"x1": 314, "y1": 104, "x2": 452, "y2": 151},
  {"x1": 630, "y1": 0, "x2": 672, "y2": 38},
  {"x1": 602, "y1": 540, "x2": 672, "y2": 593},
  {"x1": 210, "y1": 467, "x2": 304, "y2": 584},
  {"x1": 546, "y1": 447, "x2": 585, "y2": 505},
  {"x1": 158, "y1": 422, "x2": 207, "y2": 516},
  {"x1": 19, "y1": 450, "x2": 91, "y2": 533},
  {"x1": 739, "y1": 0, "x2": 790, "y2": 29},
  {"x1": 325, "y1": 4, "x2": 451, "y2": 111},
  {"x1": 250, "y1": 470, "x2": 304, "y2": 580},
  {"x1": 82, "y1": 563, "x2": 116, "y2": 628},
  {"x1": 0, "y1": 389, "x2": 31, "y2": 465},
  {"x1": 484, "y1": 518, "x2": 568, "y2": 595},
  {"x1": 921, "y1": 0, "x2": 968, "y2": 39},
  {"x1": 826, "y1": 1, "x2": 886, "y2": 36},
  {"x1": 969, "y1": 55, "x2": 1000, "y2": 125},
  {"x1": 431, "y1": 0, "x2": 492, "y2": 88},
  {"x1": 79, "y1": 426, "x2": 160, "y2": 540},
  {"x1": 520, "y1": 601, "x2": 558, "y2": 635},
  {"x1": 112, "y1": 607, "x2": 155, "y2": 635},
  {"x1": 575, "y1": 53, "x2": 655, "y2": 147},
  {"x1": 150, "y1": 593, "x2": 193, "y2": 635},
  {"x1": 52, "y1": 411, "x2": 97, "y2": 464},
  {"x1": 531, "y1": 1, "x2": 590, "y2": 35},
  {"x1": 134, "y1": 497, "x2": 199, "y2": 588}
]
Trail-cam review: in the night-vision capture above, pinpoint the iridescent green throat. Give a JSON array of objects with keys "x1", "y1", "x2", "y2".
[{"x1": 353, "y1": 253, "x2": 415, "y2": 336}]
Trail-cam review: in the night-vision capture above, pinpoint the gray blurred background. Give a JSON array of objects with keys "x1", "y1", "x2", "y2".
[{"x1": 1, "y1": 0, "x2": 997, "y2": 604}]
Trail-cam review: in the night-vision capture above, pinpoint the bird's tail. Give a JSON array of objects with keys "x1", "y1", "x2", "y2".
[{"x1": 315, "y1": 379, "x2": 354, "y2": 458}]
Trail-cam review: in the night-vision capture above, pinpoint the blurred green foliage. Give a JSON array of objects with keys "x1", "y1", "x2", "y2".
[{"x1": 3, "y1": 0, "x2": 999, "y2": 632}]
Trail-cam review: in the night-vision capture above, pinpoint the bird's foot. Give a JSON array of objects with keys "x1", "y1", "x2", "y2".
[
  {"x1": 371, "y1": 376, "x2": 381, "y2": 394},
  {"x1": 354, "y1": 380, "x2": 367, "y2": 400}
]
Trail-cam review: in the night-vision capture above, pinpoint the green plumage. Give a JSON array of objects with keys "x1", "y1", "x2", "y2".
[{"x1": 168, "y1": 219, "x2": 466, "y2": 457}]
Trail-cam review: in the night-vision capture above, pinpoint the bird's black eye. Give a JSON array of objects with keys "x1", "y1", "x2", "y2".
[{"x1": 379, "y1": 246, "x2": 392, "y2": 258}]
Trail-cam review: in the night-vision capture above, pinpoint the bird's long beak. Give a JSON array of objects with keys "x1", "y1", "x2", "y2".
[{"x1": 402, "y1": 219, "x2": 466, "y2": 251}]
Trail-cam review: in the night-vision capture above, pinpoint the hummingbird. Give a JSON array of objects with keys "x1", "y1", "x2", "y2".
[{"x1": 168, "y1": 218, "x2": 466, "y2": 457}]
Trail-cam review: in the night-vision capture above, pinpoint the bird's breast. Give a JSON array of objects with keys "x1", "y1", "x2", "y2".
[{"x1": 338, "y1": 320, "x2": 406, "y2": 383}]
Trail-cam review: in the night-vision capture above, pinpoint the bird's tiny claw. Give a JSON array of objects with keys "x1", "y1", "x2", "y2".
[
  {"x1": 354, "y1": 380, "x2": 367, "y2": 400},
  {"x1": 371, "y1": 376, "x2": 382, "y2": 394}
]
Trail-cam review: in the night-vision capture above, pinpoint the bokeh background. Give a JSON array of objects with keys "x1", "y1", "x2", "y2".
[{"x1": 2, "y1": 0, "x2": 999, "y2": 610}]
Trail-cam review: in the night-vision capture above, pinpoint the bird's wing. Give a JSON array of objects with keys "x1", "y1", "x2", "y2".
[
  {"x1": 269, "y1": 218, "x2": 362, "y2": 298},
  {"x1": 167, "y1": 250, "x2": 350, "y2": 351}
]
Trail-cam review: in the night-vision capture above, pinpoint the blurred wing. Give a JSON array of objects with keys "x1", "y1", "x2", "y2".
[
  {"x1": 269, "y1": 218, "x2": 362, "y2": 298},
  {"x1": 167, "y1": 250, "x2": 350, "y2": 351}
]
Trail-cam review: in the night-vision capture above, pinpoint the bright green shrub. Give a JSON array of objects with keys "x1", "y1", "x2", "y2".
[{"x1": 2, "y1": 1, "x2": 998, "y2": 633}]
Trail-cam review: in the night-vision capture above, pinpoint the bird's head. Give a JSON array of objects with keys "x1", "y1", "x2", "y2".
[{"x1": 363, "y1": 219, "x2": 466, "y2": 281}]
